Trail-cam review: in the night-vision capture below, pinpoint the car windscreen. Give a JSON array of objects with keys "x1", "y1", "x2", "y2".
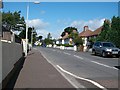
[{"x1": 103, "y1": 43, "x2": 115, "y2": 47}]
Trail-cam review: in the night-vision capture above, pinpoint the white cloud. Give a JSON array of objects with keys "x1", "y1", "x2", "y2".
[
  {"x1": 36, "y1": 29, "x2": 49, "y2": 39},
  {"x1": 54, "y1": 18, "x2": 105, "y2": 39},
  {"x1": 26, "y1": 19, "x2": 49, "y2": 38},
  {"x1": 51, "y1": 29, "x2": 64, "y2": 39},
  {"x1": 70, "y1": 18, "x2": 105, "y2": 32},
  {"x1": 25, "y1": 18, "x2": 106, "y2": 39},
  {"x1": 27, "y1": 19, "x2": 49, "y2": 29}
]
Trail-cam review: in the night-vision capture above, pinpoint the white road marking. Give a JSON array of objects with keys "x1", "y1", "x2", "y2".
[
  {"x1": 63, "y1": 52, "x2": 71, "y2": 55},
  {"x1": 57, "y1": 65, "x2": 107, "y2": 90},
  {"x1": 73, "y1": 54, "x2": 118, "y2": 70},
  {"x1": 91, "y1": 61, "x2": 118, "y2": 70},
  {"x1": 74, "y1": 55, "x2": 84, "y2": 60},
  {"x1": 56, "y1": 66, "x2": 79, "y2": 89}
]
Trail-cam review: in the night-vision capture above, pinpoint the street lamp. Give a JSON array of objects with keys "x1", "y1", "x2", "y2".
[
  {"x1": 25, "y1": 1, "x2": 40, "y2": 56},
  {"x1": 25, "y1": 2, "x2": 29, "y2": 56}
]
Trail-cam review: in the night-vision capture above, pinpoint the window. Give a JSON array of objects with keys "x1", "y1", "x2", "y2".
[{"x1": 94, "y1": 42, "x2": 100, "y2": 46}]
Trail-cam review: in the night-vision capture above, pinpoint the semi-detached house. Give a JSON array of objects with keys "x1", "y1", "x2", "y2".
[{"x1": 79, "y1": 26, "x2": 103, "y2": 51}]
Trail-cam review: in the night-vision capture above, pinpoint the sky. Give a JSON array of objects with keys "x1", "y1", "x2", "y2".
[{"x1": 2, "y1": 2, "x2": 118, "y2": 39}]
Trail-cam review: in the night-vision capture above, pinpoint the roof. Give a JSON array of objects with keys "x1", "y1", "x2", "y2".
[
  {"x1": 90, "y1": 26, "x2": 103, "y2": 36},
  {"x1": 61, "y1": 32, "x2": 69, "y2": 39},
  {"x1": 79, "y1": 29, "x2": 93, "y2": 37},
  {"x1": 62, "y1": 34, "x2": 69, "y2": 39}
]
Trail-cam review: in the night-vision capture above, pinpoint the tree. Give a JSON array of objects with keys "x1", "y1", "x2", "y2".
[
  {"x1": 96, "y1": 16, "x2": 120, "y2": 48},
  {"x1": 89, "y1": 37, "x2": 96, "y2": 46},
  {"x1": 74, "y1": 36, "x2": 84, "y2": 51},
  {"x1": 47, "y1": 33, "x2": 52, "y2": 39},
  {"x1": 19, "y1": 27, "x2": 37, "y2": 44},
  {"x1": 2, "y1": 11, "x2": 25, "y2": 30},
  {"x1": 61, "y1": 27, "x2": 78, "y2": 37},
  {"x1": 44, "y1": 33, "x2": 53, "y2": 45},
  {"x1": 108, "y1": 16, "x2": 120, "y2": 48},
  {"x1": 69, "y1": 32, "x2": 78, "y2": 39},
  {"x1": 38, "y1": 36, "x2": 43, "y2": 40},
  {"x1": 74, "y1": 36, "x2": 83, "y2": 46},
  {"x1": 61, "y1": 32, "x2": 65, "y2": 37},
  {"x1": 64, "y1": 27, "x2": 77, "y2": 34},
  {"x1": 96, "y1": 19, "x2": 111, "y2": 41}
]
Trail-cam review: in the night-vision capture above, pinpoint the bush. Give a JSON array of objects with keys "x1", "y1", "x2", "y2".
[
  {"x1": 56, "y1": 44, "x2": 62, "y2": 46},
  {"x1": 63, "y1": 44, "x2": 73, "y2": 47}
]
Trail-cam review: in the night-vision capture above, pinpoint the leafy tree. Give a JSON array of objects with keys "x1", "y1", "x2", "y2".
[
  {"x1": 60, "y1": 26, "x2": 84, "y2": 48},
  {"x1": 47, "y1": 33, "x2": 52, "y2": 39},
  {"x1": 69, "y1": 32, "x2": 78, "y2": 39},
  {"x1": 2, "y1": 11, "x2": 25, "y2": 30},
  {"x1": 89, "y1": 37, "x2": 96, "y2": 45},
  {"x1": 61, "y1": 27, "x2": 78, "y2": 37},
  {"x1": 73, "y1": 36, "x2": 83, "y2": 46},
  {"x1": 38, "y1": 36, "x2": 43, "y2": 40},
  {"x1": 44, "y1": 33, "x2": 53, "y2": 45},
  {"x1": 19, "y1": 27, "x2": 37, "y2": 44},
  {"x1": 61, "y1": 32, "x2": 65, "y2": 37},
  {"x1": 108, "y1": 16, "x2": 120, "y2": 48},
  {"x1": 64, "y1": 27, "x2": 77, "y2": 34},
  {"x1": 96, "y1": 16, "x2": 120, "y2": 48},
  {"x1": 96, "y1": 19, "x2": 111, "y2": 41},
  {"x1": 44, "y1": 38, "x2": 53, "y2": 45}
]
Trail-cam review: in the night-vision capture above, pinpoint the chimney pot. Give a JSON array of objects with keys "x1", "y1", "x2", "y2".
[{"x1": 84, "y1": 26, "x2": 89, "y2": 31}]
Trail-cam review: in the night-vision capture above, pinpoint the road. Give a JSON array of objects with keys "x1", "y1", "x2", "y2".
[{"x1": 35, "y1": 47, "x2": 119, "y2": 90}]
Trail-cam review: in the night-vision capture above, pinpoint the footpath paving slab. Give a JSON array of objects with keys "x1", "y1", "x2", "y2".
[{"x1": 14, "y1": 49, "x2": 75, "y2": 89}]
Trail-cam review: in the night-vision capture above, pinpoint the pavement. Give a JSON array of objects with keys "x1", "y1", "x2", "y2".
[{"x1": 14, "y1": 49, "x2": 75, "y2": 89}]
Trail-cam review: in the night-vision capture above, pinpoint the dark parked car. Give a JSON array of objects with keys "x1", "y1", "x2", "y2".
[{"x1": 92, "y1": 42, "x2": 120, "y2": 57}]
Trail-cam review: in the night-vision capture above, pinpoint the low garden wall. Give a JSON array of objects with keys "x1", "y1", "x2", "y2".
[{"x1": 0, "y1": 41, "x2": 23, "y2": 88}]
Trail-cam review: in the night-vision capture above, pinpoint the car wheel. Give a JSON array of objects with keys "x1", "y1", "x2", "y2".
[
  {"x1": 115, "y1": 55, "x2": 119, "y2": 58},
  {"x1": 102, "y1": 51, "x2": 106, "y2": 57},
  {"x1": 118, "y1": 52, "x2": 120, "y2": 58}
]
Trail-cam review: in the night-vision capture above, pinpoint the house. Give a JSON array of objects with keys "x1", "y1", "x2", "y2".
[
  {"x1": 61, "y1": 32, "x2": 73, "y2": 45},
  {"x1": 79, "y1": 26, "x2": 93, "y2": 51},
  {"x1": 89, "y1": 26, "x2": 103, "y2": 38},
  {"x1": 79, "y1": 25, "x2": 103, "y2": 51},
  {"x1": 1, "y1": 25, "x2": 12, "y2": 41},
  {"x1": 1, "y1": 24, "x2": 21, "y2": 44},
  {"x1": 57, "y1": 30, "x2": 77, "y2": 45},
  {"x1": 89, "y1": 19, "x2": 110, "y2": 39}
]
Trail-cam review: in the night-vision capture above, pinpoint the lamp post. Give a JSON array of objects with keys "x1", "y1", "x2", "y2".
[
  {"x1": 25, "y1": 1, "x2": 40, "y2": 56},
  {"x1": 25, "y1": 3, "x2": 29, "y2": 56}
]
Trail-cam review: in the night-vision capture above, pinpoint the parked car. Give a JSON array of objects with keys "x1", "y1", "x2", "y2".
[{"x1": 92, "y1": 42, "x2": 120, "y2": 57}]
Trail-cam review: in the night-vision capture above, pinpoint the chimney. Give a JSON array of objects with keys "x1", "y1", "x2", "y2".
[{"x1": 84, "y1": 26, "x2": 89, "y2": 31}]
